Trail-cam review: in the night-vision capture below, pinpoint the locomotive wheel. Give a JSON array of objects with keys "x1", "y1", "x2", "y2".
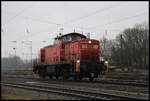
[
  {"x1": 63, "y1": 75, "x2": 69, "y2": 80},
  {"x1": 79, "y1": 76, "x2": 83, "y2": 80},
  {"x1": 62, "y1": 67, "x2": 69, "y2": 80},
  {"x1": 48, "y1": 75, "x2": 52, "y2": 79},
  {"x1": 73, "y1": 76, "x2": 77, "y2": 80},
  {"x1": 56, "y1": 76, "x2": 59, "y2": 80},
  {"x1": 89, "y1": 77, "x2": 94, "y2": 81},
  {"x1": 41, "y1": 75, "x2": 46, "y2": 79}
]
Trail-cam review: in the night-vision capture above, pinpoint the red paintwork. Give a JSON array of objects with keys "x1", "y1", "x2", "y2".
[
  {"x1": 79, "y1": 39, "x2": 100, "y2": 61},
  {"x1": 40, "y1": 33, "x2": 100, "y2": 63}
]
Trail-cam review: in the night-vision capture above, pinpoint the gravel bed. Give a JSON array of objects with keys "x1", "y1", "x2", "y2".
[
  {"x1": 2, "y1": 76, "x2": 149, "y2": 95},
  {"x1": 2, "y1": 86, "x2": 75, "y2": 100},
  {"x1": 37, "y1": 79, "x2": 149, "y2": 95}
]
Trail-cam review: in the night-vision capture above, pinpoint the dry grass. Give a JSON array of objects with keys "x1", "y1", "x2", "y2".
[{"x1": 2, "y1": 89, "x2": 42, "y2": 100}]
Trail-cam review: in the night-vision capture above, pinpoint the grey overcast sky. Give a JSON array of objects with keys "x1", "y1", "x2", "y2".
[{"x1": 1, "y1": 1, "x2": 149, "y2": 60}]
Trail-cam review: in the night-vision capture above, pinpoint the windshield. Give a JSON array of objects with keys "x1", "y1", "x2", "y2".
[
  {"x1": 63, "y1": 35, "x2": 72, "y2": 42},
  {"x1": 53, "y1": 39, "x2": 59, "y2": 45},
  {"x1": 76, "y1": 36, "x2": 81, "y2": 40},
  {"x1": 81, "y1": 44, "x2": 98, "y2": 49}
]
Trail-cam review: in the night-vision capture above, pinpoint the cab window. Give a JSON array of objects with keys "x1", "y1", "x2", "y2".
[
  {"x1": 82, "y1": 44, "x2": 87, "y2": 48},
  {"x1": 76, "y1": 36, "x2": 81, "y2": 40},
  {"x1": 82, "y1": 44, "x2": 98, "y2": 49},
  {"x1": 93, "y1": 44, "x2": 98, "y2": 49},
  {"x1": 53, "y1": 39, "x2": 59, "y2": 45},
  {"x1": 63, "y1": 35, "x2": 72, "y2": 42}
]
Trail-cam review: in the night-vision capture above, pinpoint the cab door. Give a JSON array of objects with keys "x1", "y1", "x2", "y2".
[{"x1": 40, "y1": 49, "x2": 45, "y2": 63}]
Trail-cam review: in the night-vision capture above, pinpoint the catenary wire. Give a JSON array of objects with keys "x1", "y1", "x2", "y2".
[
  {"x1": 64, "y1": 3, "x2": 123, "y2": 25},
  {"x1": 86, "y1": 11, "x2": 147, "y2": 30}
]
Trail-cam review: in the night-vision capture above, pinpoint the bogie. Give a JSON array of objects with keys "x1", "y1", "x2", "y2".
[{"x1": 89, "y1": 77, "x2": 94, "y2": 82}]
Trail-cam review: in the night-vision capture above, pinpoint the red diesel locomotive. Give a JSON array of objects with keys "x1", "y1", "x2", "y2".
[{"x1": 33, "y1": 32, "x2": 107, "y2": 81}]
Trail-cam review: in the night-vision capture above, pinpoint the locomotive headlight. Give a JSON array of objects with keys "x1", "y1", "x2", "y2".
[
  {"x1": 105, "y1": 61, "x2": 108, "y2": 65},
  {"x1": 88, "y1": 40, "x2": 91, "y2": 44},
  {"x1": 105, "y1": 61, "x2": 108, "y2": 64},
  {"x1": 77, "y1": 60, "x2": 80, "y2": 63}
]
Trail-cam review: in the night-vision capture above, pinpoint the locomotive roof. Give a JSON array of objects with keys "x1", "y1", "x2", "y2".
[
  {"x1": 43, "y1": 45, "x2": 53, "y2": 48},
  {"x1": 55, "y1": 32, "x2": 86, "y2": 39}
]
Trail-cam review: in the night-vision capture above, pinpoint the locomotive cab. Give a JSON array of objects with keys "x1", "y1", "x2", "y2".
[
  {"x1": 77, "y1": 39, "x2": 107, "y2": 81},
  {"x1": 57, "y1": 32, "x2": 86, "y2": 61},
  {"x1": 58, "y1": 33, "x2": 106, "y2": 81}
]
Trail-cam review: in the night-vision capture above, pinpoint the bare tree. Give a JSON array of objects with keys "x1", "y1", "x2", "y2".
[{"x1": 110, "y1": 22, "x2": 149, "y2": 69}]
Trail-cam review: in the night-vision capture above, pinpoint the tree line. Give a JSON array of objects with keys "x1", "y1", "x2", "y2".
[
  {"x1": 2, "y1": 22, "x2": 148, "y2": 71},
  {"x1": 100, "y1": 22, "x2": 149, "y2": 69},
  {"x1": 1, "y1": 55, "x2": 32, "y2": 72}
]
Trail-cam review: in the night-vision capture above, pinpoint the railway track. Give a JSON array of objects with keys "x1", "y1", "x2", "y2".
[
  {"x1": 2, "y1": 81, "x2": 148, "y2": 100},
  {"x1": 2, "y1": 75, "x2": 149, "y2": 87},
  {"x1": 95, "y1": 79, "x2": 149, "y2": 87}
]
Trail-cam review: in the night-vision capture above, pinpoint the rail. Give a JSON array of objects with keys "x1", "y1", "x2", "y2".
[
  {"x1": 2, "y1": 75, "x2": 149, "y2": 87},
  {"x1": 2, "y1": 81, "x2": 148, "y2": 100}
]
